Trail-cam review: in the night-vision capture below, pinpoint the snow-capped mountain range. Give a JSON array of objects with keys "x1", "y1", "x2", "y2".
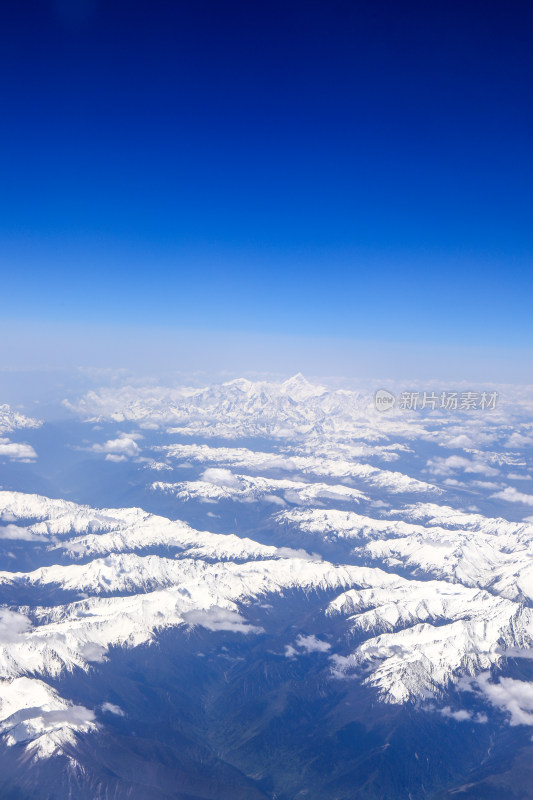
[{"x1": 1, "y1": 374, "x2": 533, "y2": 798}]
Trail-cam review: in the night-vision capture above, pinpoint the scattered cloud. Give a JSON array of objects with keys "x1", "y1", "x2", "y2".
[
  {"x1": 296, "y1": 634, "x2": 331, "y2": 653},
  {"x1": 462, "y1": 673, "x2": 533, "y2": 726},
  {"x1": 201, "y1": 468, "x2": 242, "y2": 490},
  {"x1": 182, "y1": 606, "x2": 263, "y2": 634},
  {"x1": 90, "y1": 434, "x2": 141, "y2": 459},
  {"x1": 101, "y1": 702, "x2": 124, "y2": 716},
  {"x1": 274, "y1": 547, "x2": 321, "y2": 561},
  {"x1": 0, "y1": 524, "x2": 46, "y2": 542},
  {"x1": 264, "y1": 493, "x2": 286, "y2": 506},
  {"x1": 285, "y1": 634, "x2": 331, "y2": 657},
  {"x1": 438, "y1": 706, "x2": 487, "y2": 723},
  {"x1": 427, "y1": 455, "x2": 499, "y2": 478},
  {"x1": 444, "y1": 434, "x2": 474, "y2": 449},
  {"x1": 0, "y1": 610, "x2": 31, "y2": 643},
  {"x1": 505, "y1": 432, "x2": 533, "y2": 448},
  {"x1": 79, "y1": 642, "x2": 108, "y2": 662},
  {"x1": 0, "y1": 441, "x2": 37, "y2": 461},
  {"x1": 491, "y1": 486, "x2": 533, "y2": 506},
  {"x1": 3, "y1": 705, "x2": 97, "y2": 747}
]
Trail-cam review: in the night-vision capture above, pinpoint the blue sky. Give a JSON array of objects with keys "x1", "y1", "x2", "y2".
[{"x1": 1, "y1": 1, "x2": 532, "y2": 379}]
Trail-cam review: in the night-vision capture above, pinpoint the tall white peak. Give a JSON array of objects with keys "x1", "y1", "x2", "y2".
[{"x1": 280, "y1": 373, "x2": 326, "y2": 400}]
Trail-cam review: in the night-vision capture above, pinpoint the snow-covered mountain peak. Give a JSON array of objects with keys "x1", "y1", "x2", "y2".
[{"x1": 279, "y1": 373, "x2": 326, "y2": 400}]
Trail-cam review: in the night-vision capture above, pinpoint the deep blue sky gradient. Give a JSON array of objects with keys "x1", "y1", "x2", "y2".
[{"x1": 1, "y1": 1, "x2": 532, "y2": 362}]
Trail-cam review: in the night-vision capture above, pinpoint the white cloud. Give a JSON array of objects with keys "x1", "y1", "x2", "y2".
[
  {"x1": 263, "y1": 493, "x2": 286, "y2": 506},
  {"x1": 101, "y1": 702, "x2": 124, "y2": 716},
  {"x1": 295, "y1": 634, "x2": 331, "y2": 653},
  {"x1": 491, "y1": 486, "x2": 533, "y2": 506},
  {"x1": 505, "y1": 432, "x2": 533, "y2": 448},
  {"x1": 445, "y1": 435, "x2": 474, "y2": 449},
  {"x1": 464, "y1": 673, "x2": 533, "y2": 726},
  {"x1": 284, "y1": 634, "x2": 331, "y2": 657},
  {"x1": 497, "y1": 646, "x2": 533, "y2": 660},
  {"x1": 283, "y1": 489, "x2": 304, "y2": 504},
  {"x1": 201, "y1": 468, "x2": 242, "y2": 490},
  {"x1": 0, "y1": 524, "x2": 46, "y2": 542},
  {"x1": 427, "y1": 455, "x2": 498, "y2": 478},
  {"x1": 0, "y1": 676, "x2": 97, "y2": 757},
  {"x1": 79, "y1": 642, "x2": 108, "y2": 662},
  {"x1": 182, "y1": 606, "x2": 263, "y2": 634},
  {"x1": 91, "y1": 435, "x2": 141, "y2": 459},
  {"x1": 439, "y1": 706, "x2": 487, "y2": 723},
  {"x1": 3, "y1": 704, "x2": 97, "y2": 749},
  {"x1": 274, "y1": 547, "x2": 321, "y2": 562},
  {"x1": 0, "y1": 442, "x2": 37, "y2": 461},
  {"x1": 0, "y1": 610, "x2": 31, "y2": 643}
]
